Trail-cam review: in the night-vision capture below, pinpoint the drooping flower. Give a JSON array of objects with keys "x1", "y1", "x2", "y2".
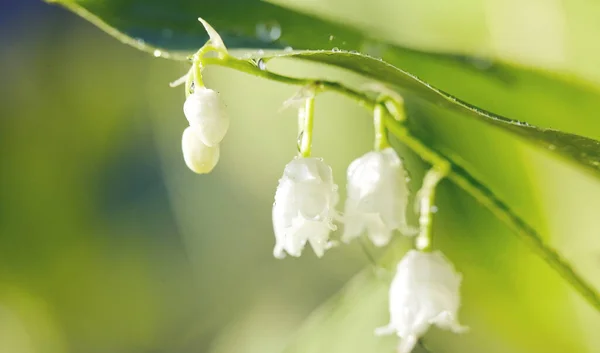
[
  {"x1": 272, "y1": 157, "x2": 339, "y2": 259},
  {"x1": 183, "y1": 87, "x2": 230, "y2": 147},
  {"x1": 342, "y1": 147, "x2": 413, "y2": 247},
  {"x1": 375, "y1": 250, "x2": 467, "y2": 353},
  {"x1": 181, "y1": 126, "x2": 220, "y2": 174}
]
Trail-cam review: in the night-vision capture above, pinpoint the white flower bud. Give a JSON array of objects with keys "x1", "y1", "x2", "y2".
[
  {"x1": 343, "y1": 147, "x2": 413, "y2": 247},
  {"x1": 182, "y1": 126, "x2": 220, "y2": 174},
  {"x1": 375, "y1": 250, "x2": 467, "y2": 353},
  {"x1": 183, "y1": 87, "x2": 229, "y2": 146},
  {"x1": 272, "y1": 157, "x2": 339, "y2": 258}
]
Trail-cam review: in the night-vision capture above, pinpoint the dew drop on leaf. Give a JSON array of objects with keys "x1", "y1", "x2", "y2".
[
  {"x1": 257, "y1": 59, "x2": 267, "y2": 70},
  {"x1": 153, "y1": 49, "x2": 162, "y2": 57}
]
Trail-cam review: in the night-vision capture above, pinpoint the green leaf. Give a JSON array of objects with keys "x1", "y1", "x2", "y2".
[{"x1": 47, "y1": 0, "x2": 600, "y2": 178}]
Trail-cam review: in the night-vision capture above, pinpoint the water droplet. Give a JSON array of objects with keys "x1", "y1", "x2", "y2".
[
  {"x1": 257, "y1": 49, "x2": 265, "y2": 56},
  {"x1": 257, "y1": 58, "x2": 267, "y2": 70},
  {"x1": 430, "y1": 206, "x2": 438, "y2": 213},
  {"x1": 284, "y1": 46, "x2": 293, "y2": 52},
  {"x1": 329, "y1": 35, "x2": 335, "y2": 41},
  {"x1": 153, "y1": 49, "x2": 162, "y2": 57},
  {"x1": 332, "y1": 47, "x2": 340, "y2": 52},
  {"x1": 297, "y1": 131, "x2": 304, "y2": 152},
  {"x1": 135, "y1": 38, "x2": 145, "y2": 46},
  {"x1": 256, "y1": 21, "x2": 282, "y2": 42}
]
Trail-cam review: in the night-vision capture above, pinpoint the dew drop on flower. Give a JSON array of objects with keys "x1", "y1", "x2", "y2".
[{"x1": 256, "y1": 21, "x2": 282, "y2": 42}]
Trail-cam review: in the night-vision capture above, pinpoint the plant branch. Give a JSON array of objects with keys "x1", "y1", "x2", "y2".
[{"x1": 198, "y1": 53, "x2": 600, "y2": 313}]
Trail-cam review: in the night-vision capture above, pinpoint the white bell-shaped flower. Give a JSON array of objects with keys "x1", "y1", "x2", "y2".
[
  {"x1": 183, "y1": 87, "x2": 230, "y2": 146},
  {"x1": 182, "y1": 126, "x2": 220, "y2": 174},
  {"x1": 375, "y1": 250, "x2": 467, "y2": 353},
  {"x1": 272, "y1": 157, "x2": 339, "y2": 259},
  {"x1": 343, "y1": 147, "x2": 412, "y2": 247}
]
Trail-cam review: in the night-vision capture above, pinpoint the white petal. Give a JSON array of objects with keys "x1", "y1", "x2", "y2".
[
  {"x1": 344, "y1": 148, "x2": 410, "y2": 246},
  {"x1": 272, "y1": 157, "x2": 339, "y2": 258},
  {"x1": 182, "y1": 126, "x2": 220, "y2": 174},
  {"x1": 183, "y1": 88, "x2": 230, "y2": 146},
  {"x1": 377, "y1": 250, "x2": 466, "y2": 346},
  {"x1": 341, "y1": 207, "x2": 366, "y2": 243},
  {"x1": 363, "y1": 214, "x2": 393, "y2": 247},
  {"x1": 397, "y1": 335, "x2": 418, "y2": 353}
]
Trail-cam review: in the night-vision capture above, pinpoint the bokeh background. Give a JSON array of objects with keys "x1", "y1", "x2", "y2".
[{"x1": 1, "y1": 1, "x2": 600, "y2": 353}]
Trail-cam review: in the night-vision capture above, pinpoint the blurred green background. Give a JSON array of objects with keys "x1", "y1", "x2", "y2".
[{"x1": 1, "y1": 1, "x2": 600, "y2": 353}]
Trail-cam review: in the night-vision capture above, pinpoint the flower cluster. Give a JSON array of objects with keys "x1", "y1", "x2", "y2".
[{"x1": 175, "y1": 21, "x2": 466, "y2": 349}]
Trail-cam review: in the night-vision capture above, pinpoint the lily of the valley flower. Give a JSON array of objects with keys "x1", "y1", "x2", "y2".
[
  {"x1": 375, "y1": 250, "x2": 467, "y2": 353},
  {"x1": 343, "y1": 147, "x2": 413, "y2": 247},
  {"x1": 272, "y1": 157, "x2": 339, "y2": 259},
  {"x1": 183, "y1": 87, "x2": 230, "y2": 147},
  {"x1": 182, "y1": 126, "x2": 220, "y2": 174}
]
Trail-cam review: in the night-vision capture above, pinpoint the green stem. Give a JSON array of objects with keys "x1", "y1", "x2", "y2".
[
  {"x1": 192, "y1": 61, "x2": 204, "y2": 88},
  {"x1": 198, "y1": 52, "x2": 600, "y2": 313},
  {"x1": 202, "y1": 56, "x2": 374, "y2": 109},
  {"x1": 373, "y1": 104, "x2": 390, "y2": 151},
  {"x1": 416, "y1": 162, "x2": 450, "y2": 252},
  {"x1": 300, "y1": 97, "x2": 315, "y2": 157}
]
